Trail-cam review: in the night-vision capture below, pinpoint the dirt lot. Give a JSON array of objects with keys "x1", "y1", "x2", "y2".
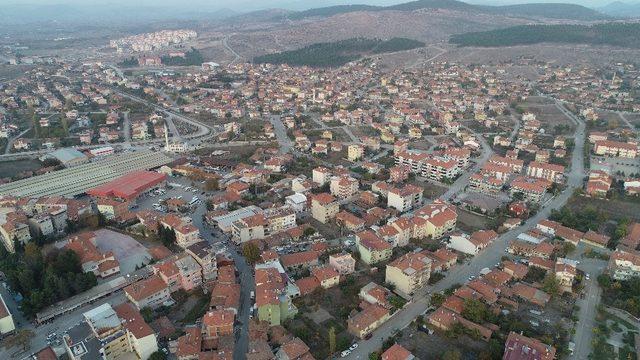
[
  {"x1": 410, "y1": 179, "x2": 448, "y2": 200},
  {"x1": 515, "y1": 97, "x2": 574, "y2": 132},
  {"x1": 0, "y1": 159, "x2": 43, "y2": 179},
  {"x1": 456, "y1": 208, "x2": 490, "y2": 233},
  {"x1": 396, "y1": 325, "x2": 489, "y2": 360}
]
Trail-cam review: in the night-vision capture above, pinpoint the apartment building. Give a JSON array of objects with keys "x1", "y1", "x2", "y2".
[
  {"x1": 356, "y1": 230, "x2": 392, "y2": 265},
  {"x1": 348, "y1": 144, "x2": 365, "y2": 161},
  {"x1": 387, "y1": 184, "x2": 423, "y2": 212},
  {"x1": 609, "y1": 249, "x2": 640, "y2": 280},
  {"x1": 311, "y1": 193, "x2": 339, "y2": 224},
  {"x1": 312, "y1": 167, "x2": 332, "y2": 185},
  {"x1": 385, "y1": 252, "x2": 431, "y2": 295},
  {"x1": 347, "y1": 304, "x2": 390, "y2": 339},
  {"x1": 185, "y1": 241, "x2": 218, "y2": 281},
  {"x1": 526, "y1": 162, "x2": 565, "y2": 183},
  {"x1": 124, "y1": 274, "x2": 172, "y2": 310},
  {"x1": 64, "y1": 303, "x2": 158, "y2": 360},
  {"x1": 202, "y1": 309, "x2": 235, "y2": 339},
  {"x1": 153, "y1": 253, "x2": 203, "y2": 293},
  {"x1": 594, "y1": 140, "x2": 638, "y2": 158},
  {"x1": 329, "y1": 253, "x2": 356, "y2": 275},
  {"x1": 421, "y1": 158, "x2": 459, "y2": 181},
  {"x1": 232, "y1": 214, "x2": 266, "y2": 244},
  {"x1": 414, "y1": 200, "x2": 457, "y2": 239},
  {"x1": 330, "y1": 176, "x2": 359, "y2": 199},
  {"x1": 503, "y1": 332, "x2": 556, "y2": 360}
]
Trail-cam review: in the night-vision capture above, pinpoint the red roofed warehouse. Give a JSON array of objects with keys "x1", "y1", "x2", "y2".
[{"x1": 88, "y1": 171, "x2": 167, "y2": 201}]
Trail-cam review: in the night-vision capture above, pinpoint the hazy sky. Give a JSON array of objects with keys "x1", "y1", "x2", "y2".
[{"x1": 2, "y1": 0, "x2": 623, "y2": 8}]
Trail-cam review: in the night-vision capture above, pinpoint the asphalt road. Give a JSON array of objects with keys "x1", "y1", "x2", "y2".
[{"x1": 570, "y1": 251, "x2": 607, "y2": 360}]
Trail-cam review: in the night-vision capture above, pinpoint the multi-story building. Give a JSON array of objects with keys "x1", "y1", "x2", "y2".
[
  {"x1": 414, "y1": 200, "x2": 457, "y2": 239},
  {"x1": 66, "y1": 232, "x2": 120, "y2": 279},
  {"x1": 348, "y1": 144, "x2": 365, "y2": 161},
  {"x1": 347, "y1": 304, "x2": 390, "y2": 339},
  {"x1": 421, "y1": 158, "x2": 459, "y2": 181},
  {"x1": 264, "y1": 206, "x2": 297, "y2": 235},
  {"x1": 63, "y1": 303, "x2": 158, "y2": 360},
  {"x1": 311, "y1": 193, "x2": 339, "y2": 224},
  {"x1": 526, "y1": 161, "x2": 565, "y2": 183},
  {"x1": 124, "y1": 274, "x2": 172, "y2": 310},
  {"x1": 330, "y1": 176, "x2": 359, "y2": 199},
  {"x1": 153, "y1": 253, "x2": 203, "y2": 293},
  {"x1": 329, "y1": 253, "x2": 356, "y2": 275},
  {"x1": 356, "y1": 230, "x2": 392, "y2": 264},
  {"x1": 503, "y1": 331, "x2": 556, "y2": 360},
  {"x1": 201, "y1": 309, "x2": 235, "y2": 339},
  {"x1": 387, "y1": 184, "x2": 423, "y2": 212},
  {"x1": 232, "y1": 214, "x2": 266, "y2": 243},
  {"x1": 312, "y1": 167, "x2": 332, "y2": 185},
  {"x1": 594, "y1": 140, "x2": 638, "y2": 158},
  {"x1": 609, "y1": 249, "x2": 640, "y2": 280},
  {"x1": 385, "y1": 252, "x2": 431, "y2": 295},
  {"x1": 185, "y1": 241, "x2": 218, "y2": 281}
]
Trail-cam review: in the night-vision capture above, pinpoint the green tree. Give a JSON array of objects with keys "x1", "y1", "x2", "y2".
[
  {"x1": 462, "y1": 298, "x2": 488, "y2": 323},
  {"x1": 148, "y1": 351, "x2": 168, "y2": 360},
  {"x1": 542, "y1": 273, "x2": 560, "y2": 296},
  {"x1": 430, "y1": 292, "x2": 447, "y2": 307},
  {"x1": 368, "y1": 352, "x2": 380, "y2": 360},
  {"x1": 3, "y1": 329, "x2": 34, "y2": 351},
  {"x1": 328, "y1": 326, "x2": 336, "y2": 356},
  {"x1": 442, "y1": 349, "x2": 462, "y2": 360},
  {"x1": 205, "y1": 178, "x2": 219, "y2": 191},
  {"x1": 242, "y1": 243, "x2": 261, "y2": 265}
]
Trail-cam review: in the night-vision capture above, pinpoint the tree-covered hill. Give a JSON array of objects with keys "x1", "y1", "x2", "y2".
[
  {"x1": 288, "y1": 0, "x2": 609, "y2": 22},
  {"x1": 254, "y1": 37, "x2": 425, "y2": 67},
  {"x1": 449, "y1": 23, "x2": 640, "y2": 48}
]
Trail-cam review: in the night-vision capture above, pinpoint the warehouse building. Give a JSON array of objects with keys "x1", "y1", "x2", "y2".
[
  {"x1": 41, "y1": 147, "x2": 88, "y2": 167},
  {"x1": 0, "y1": 150, "x2": 172, "y2": 198},
  {"x1": 87, "y1": 171, "x2": 167, "y2": 202}
]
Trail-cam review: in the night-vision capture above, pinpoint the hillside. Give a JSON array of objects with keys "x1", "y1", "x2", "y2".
[
  {"x1": 288, "y1": 0, "x2": 609, "y2": 21},
  {"x1": 449, "y1": 23, "x2": 640, "y2": 48},
  {"x1": 598, "y1": 1, "x2": 640, "y2": 17},
  {"x1": 253, "y1": 37, "x2": 425, "y2": 67}
]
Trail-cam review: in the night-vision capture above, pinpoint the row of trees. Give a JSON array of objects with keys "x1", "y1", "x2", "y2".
[
  {"x1": 254, "y1": 37, "x2": 424, "y2": 68},
  {"x1": 0, "y1": 243, "x2": 97, "y2": 317},
  {"x1": 450, "y1": 23, "x2": 640, "y2": 49}
]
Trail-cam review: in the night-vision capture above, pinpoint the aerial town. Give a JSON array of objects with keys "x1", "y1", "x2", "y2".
[{"x1": 1, "y1": 0, "x2": 640, "y2": 360}]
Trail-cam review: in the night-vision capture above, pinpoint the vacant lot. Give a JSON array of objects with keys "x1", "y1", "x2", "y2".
[
  {"x1": 457, "y1": 208, "x2": 490, "y2": 233},
  {"x1": 397, "y1": 325, "x2": 489, "y2": 360},
  {"x1": 94, "y1": 229, "x2": 152, "y2": 274},
  {"x1": 515, "y1": 97, "x2": 574, "y2": 132},
  {"x1": 0, "y1": 159, "x2": 43, "y2": 179},
  {"x1": 566, "y1": 194, "x2": 640, "y2": 222}
]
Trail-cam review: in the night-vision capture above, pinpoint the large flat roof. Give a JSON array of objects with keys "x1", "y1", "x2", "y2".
[
  {"x1": 0, "y1": 150, "x2": 173, "y2": 198},
  {"x1": 87, "y1": 171, "x2": 167, "y2": 200}
]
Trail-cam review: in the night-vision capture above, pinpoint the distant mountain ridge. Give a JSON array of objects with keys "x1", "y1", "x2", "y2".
[
  {"x1": 289, "y1": 0, "x2": 610, "y2": 21},
  {"x1": 598, "y1": 1, "x2": 640, "y2": 17}
]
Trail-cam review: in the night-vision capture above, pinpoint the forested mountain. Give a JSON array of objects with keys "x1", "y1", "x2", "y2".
[
  {"x1": 288, "y1": 0, "x2": 609, "y2": 21},
  {"x1": 449, "y1": 23, "x2": 640, "y2": 48},
  {"x1": 254, "y1": 37, "x2": 425, "y2": 67}
]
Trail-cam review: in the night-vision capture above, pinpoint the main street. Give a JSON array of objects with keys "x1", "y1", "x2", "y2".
[
  {"x1": 441, "y1": 126, "x2": 493, "y2": 201},
  {"x1": 570, "y1": 245, "x2": 608, "y2": 360},
  {"x1": 347, "y1": 99, "x2": 586, "y2": 359}
]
